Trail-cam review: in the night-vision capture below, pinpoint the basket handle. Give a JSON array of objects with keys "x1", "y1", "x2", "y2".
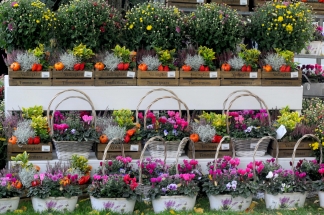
[
  {"x1": 291, "y1": 134, "x2": 322, "y2": 170},
  {"x1": 174, "y1": 137, "x2": 192, "y2": 175},
  {"x1": 101, "y1": 138, "x2": 124, "y2": 175},
  {"x1": 213, "y1": 136, "x2": 232, "y2": 172},
  {"x1": 222, "y1": 90, "x2": 262, "y2": 115},
  {"x1": 135, "y1": 88, "x2": 181, "y2": 124},
  {"x1": 225, "y1": 93, "x2": 271, "y2": 134},
  {"x1": 143, "y1": 96, "x2": 190, "y2": 130},
  {"x1": 252, "y1": 136, "x2": 278, "y2": 180},
  {"x1": 138, "y1": 136, "x2": 166, "y2": 184},
  {"x1": 48, "y1": 96, "x2": 96, "y2": 137}
]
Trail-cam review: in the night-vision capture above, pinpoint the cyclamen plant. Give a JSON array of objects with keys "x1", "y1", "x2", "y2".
[
  {"x1": 202, "y1": 156, "x2": 261, "y2": 198},
  {"x1": 96, "y1": 156, "x2": 133, "y2": 175},
  {"x1": 0, "y1": 173, "x2": 22, "y2": 198},
  {"x1": 149, "y1": 173, "x2": 199, "y2": 200},
  {"x1": 313, "y1": 163, "x2": 324, "y2": 191},
  {"x1": 169, "y1": 159, "x2": 203, "y2": 182},
  {"x1": 136, "y1": 157, "x2": 168, "y2": 185},
  {"x1": 87, "y1": 174, "x2": 138, "y2": 199},
  {"x1": 139, "y1": 110, "x2": 190, "y2": 141}
]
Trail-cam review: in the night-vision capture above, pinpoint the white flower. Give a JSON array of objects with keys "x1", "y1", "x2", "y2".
[
  {"x1": 231, "y1": 180, "x2": 237, "y2": 186},
  {"x1": 266, "y1": 171, "x2": 273, "y2": 179},
  {"x1": 274, "y1": 173, "x2": 278, "y2": 179}
]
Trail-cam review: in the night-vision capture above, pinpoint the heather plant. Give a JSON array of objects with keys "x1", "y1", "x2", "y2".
[
  {"x1": 202, "y1": 156, "x2": 261, "y2": 198},
  {"x1": 56, "y1": 0, "x2": 123, "y2": 51}
]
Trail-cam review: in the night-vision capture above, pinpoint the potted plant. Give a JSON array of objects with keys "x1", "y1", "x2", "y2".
[
  {"x1": 300, "y1": 24, "x2": 324, "y2": 55},
  {"x1": 27, "y1": 162, "x2": 82, "y2": 213},
  {"x1": 51, "y1": 110, "x2": 99, "y2": 160},
  {"x1": 249, "y1": 2, "x2": 313, "y2": 53},
  {"x1": 95, "y1": 155, "x2": 134, "y2": 176},
  {"x1": 149, "y1": 171, "x2": 200, "y2": 212},
  {"x1": 154, "y1": 47, "x2": 176, "y2": 71},
  {"x1": 257, "y1": 158, "x2": 311, "y2": 209},
  {"x1": 0, "y1": 0, "x2": 56, "y2": 52},
  {"x1": 0, "y1": 167, "x2": 23, "y2": 214},
  {"x1": 87, "y1": 174, "x2": 139, "y2": 212},
  {"x1": 313, "y1": 162, "x2": 324, "y2": 207},
  {"x1": 180, "y1": 46, "x2": 216, "y2": 72},
  {"x1": 55, "y1": 0, "x2": 122, "y2": 52},
  {"x1": 202, "y1": 155, "x2": 261, "y2": 211}
]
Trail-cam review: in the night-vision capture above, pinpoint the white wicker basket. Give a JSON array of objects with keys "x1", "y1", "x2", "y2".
[{"x1": 47, "y1": 89, "x2": 96, "y2": 160}]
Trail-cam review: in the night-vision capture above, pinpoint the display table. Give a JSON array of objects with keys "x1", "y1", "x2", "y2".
[
  {"x1": 8, "y1": 151, "x2": 315, "y2": 176},
  {"x1": 4, "y1": 75, "x2": 303, "y2": 112}
]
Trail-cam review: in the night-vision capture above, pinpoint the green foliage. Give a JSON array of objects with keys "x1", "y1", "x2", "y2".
[
  {"x1": 198, "y1": 46, "x2": 215, "y2": 70},
  {"x1": 112, "y1": 45, "x2": 131, "y2": 63},
  {"x1": 112, "y1": 109, "x2": 134, "y2": 128},
  {"x1": 238, "y1": 44, "x2": 261, "y2": 69},
  {"x1": 70, "y1": 155, "x2": 89, "y2": 174},
  {"x1": 124, "y1": 2, "x2": 185, "y2": 50},
  {"x1": 22, "y1": 105, "x2": 43, "y2": 119},
  {"x1": 0, "y1": 0, "x2": 57, "y2": 52},
  {"x1": 11, "y1": 151, "x2": 33, "y2": 169},
  {"x1": 154, "y1": 47, "x2": 176, "y2": 68},
  {"x1": 249, "y1": 2, "x2": 314, "y2": 53},
  {"x1": 275, "y1": 106, "x2": 303, "y2": 132},
  {"x1": 56, "y1": 0, "x2": 123, "y2": 52},
  {"x1": 199, "y1": 111, "x2": 227, "y2": 136},
  {"x1": 187, "y1": 3, "x2": 245, "y2": 54},
  {"x1": 70, "y1": 44, "x2": 95, "y2": 61}
]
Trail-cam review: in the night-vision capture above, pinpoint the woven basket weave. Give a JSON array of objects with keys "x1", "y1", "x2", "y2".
[
  {"x1": 223, "y1": 90, "x2": 272, "y2": 157},
  {"x1": 101, "y1": 138, "x2": 125, "y2": 175},
  {"x1": 47, "y1": 89, "x2": 96, "y2": 160},
  {"x1": 135, "y1": 88, "x2": 189, "y2": 158}
]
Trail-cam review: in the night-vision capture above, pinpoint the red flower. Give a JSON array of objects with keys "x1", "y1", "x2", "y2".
[
  {"x1": 123, "y1": 174, "x2": 131, "y2": 184},
  {"x1": 100, "y1": 26, "x2": 105, "y2": 33}
]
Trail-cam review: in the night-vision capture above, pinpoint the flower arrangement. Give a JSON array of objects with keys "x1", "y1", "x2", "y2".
[
  {"x1": 0, "y1": 0, "x2": 56, "y2": 52},
  {"x1": 199, "y1": 111, "x2": 227, "y2": 137},
  {"x1": 249, "y1": 2, "x2": 314, "y2": 53},
  {"x1": 100, "y1": 45, "x2": 135, "y2": 71},
  {"x1": 139, "y1": 110, "x2": 190, "y2": 141},
  {"x1": 313, "y1": 162, "x2": 324, "y2": 192},
  {"x1": 52, "y1": 111, "x2": 99, "y2": 142},
  {"x1": 124, "y1": 2, "x2": 185, "y2": 50},
  {"x1": 301, "y1": 64, "x2": 324, "y2": 83},
  {"x1": 55, "y1": 0, "x2": 122, "y2": 52},
  {"x1": 0, "y1": 168, "x2": 22, "y2": 198},
  {"x1": 27, "y1": 163, "x2": 82, "y2": 199},
  {"x1": 148, "y1": 173, "x2": 199, "y2": 200},
  {"x1": 263, "y1": 49, "x2": 297, "y2": 72},
  {"x1": 95, "y1": 156, "x2": 134, "y2": 176},
  {"x1": 237, "y1": 45, "x2": 261, "y2": 70},
  {"x1": 227, "y1": 109, "x2": 276, "y2": 139},
  {"x1": 67, "y1": 154, "x2": 92, "y2": 185},
  {"x1": 87, "y1": 174, "x2": 138, "y2": 199},
  {"x1": 136, "y1": 157, "x2": 168, "y2": 186},
  {"x1": 313, "y1": 24, "x2": 324, "y2": 42},
  {"x1": 202, "y1": 156, "x2": 260, "y2": 198},
  {"x1": 169, "y1": 159, "x2": 203, "y2": 183},
  {"x1": 154, "y1": 47, "x2": 176, "y2": 71},
  {"x1": 187, "y1": 3, "x2": 245, "y2": 54}
]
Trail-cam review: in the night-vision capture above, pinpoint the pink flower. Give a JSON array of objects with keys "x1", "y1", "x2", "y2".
[
  {"x1": 82, "y1": 115, "x2": 93, "y2": 124},
  {"x1": 159, "y1": 116, "x2": 167, "y2": 124},
  {"x1": 237, "y1": 169, "x2": 246, "y2": 176},
  {"x1": 248, "y1": 173, "x2": 254, "y2": 179},
  {"x1": 138, "y1": 112, "x2": 143, "y2": 119},
  {"x1": 167, "y1": 111, "x2": 176, "y2": 117},
  {"x1": 34, "y1": 174, "x2": 39, "y2": 180},
  {"x1": 93, "y1": 174, "x2": 101, "y2": 180},
  {"x1": 39, "y1": 173, "x2": 45, "y2": 181},
  {"x1": 189, "y1": 159, "x2": 198, "y2": 166}
]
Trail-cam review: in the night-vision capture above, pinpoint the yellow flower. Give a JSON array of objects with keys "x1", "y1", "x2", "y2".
[
  {"x1": 146, "y1": 25, "x2": 152, "y2": 31},
  {"x1": 278, "y1": 16, "x2": 283, "y2": 22},
  {"x1": 140, "y1": 18, "x2": 143, "y2": 23},
  {"x1": 36, "y1": 20, "x2": 40, "y2": 23},
  {"x1": 287, "y1": 11, "x2": 291, "y2": 15},
  {"x1": 13, "y1": 3, "x2": 18, "y2": 7},
  {"x1": 286, "y1": 24, "x2": 293, "y2": 32},
  {"x1": 129, "y1": 24, "x2": 133, "y2": 29},
  {"x1": 268, "y1": 28, "x2": 271, "y2": 31},
  {"x1": 219, "y1": 14, "x2": 223, "y2": 19},
  {"x1": 262, "y1": 24, "x2": 264, "y2": 26}
]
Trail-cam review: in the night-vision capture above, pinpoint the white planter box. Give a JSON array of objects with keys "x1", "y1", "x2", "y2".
[
  {"x1": 208, "y1": 194, "x2": 252, "y2": 211},
  {"x1": 319, "y1": 191, "x2": 324, "y2": 208},
  {"x1": 265, "y1": 192, "x2": 307, "y2": 209},
  {"x1": 90, "y1": 196, "x2": 136, "y2": 213},
  {"x1": 0, "y1": 197, "x2": 20, "y2": 214},
  {"x1": 31, "y1": 196, "x2": 78, "y2": 212},
  {"x1": 152, "y1": 195, "x2": 197, "y2": 213}
]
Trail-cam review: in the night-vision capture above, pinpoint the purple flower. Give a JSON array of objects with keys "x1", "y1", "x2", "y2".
[
  {"x1": 161, "y1": 187, "x2": 167, "y2": 193},
  {"x1": 164, "y1": 130, "x2": 168, "y2": 136},
  {"x1": 71, "y1": 129, "x2": 76, "y2": 134},
  {"x1": 221, "y1": 198, "x2": 232, "y2": 210},
  {"x1": 165, "y1": 200, "x2": 176, "y2": 209},
  {"x1": 8, "y1": 23, "x2": 14, "y2": 31},
  {"x1": 103, "y1": 201, "x2": 114, "y2": 209},
  {"x1": 46, "y1": 201, "x2": 57, "y2": 210},
  {"x1": 226, "y1": 182, "x2": 231, "y2": 190},
  {"x1": 167, "y1": 183, "x2": 177, "y2": 191},
  {"x1": 175, "y1": 26, "x2": 181, "y2": 33}
]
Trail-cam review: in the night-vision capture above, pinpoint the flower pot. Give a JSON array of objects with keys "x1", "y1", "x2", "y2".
[
  {"x1": 0, "y1": 197, "x2": 20, "y2": 214},
  {"x1": 90, "y1": 196, "x2": 136, "y2": 213},
  {"x1": 265, "y1": 192, "x2": 307, "y2": 209},
  {"x1": 31, "y1": 196, "x2": 78, "y2": 213},
  {"x1": 152, "y1": 195, "x2": 197, "y2": 213},
  {"x1": 300, "y1": 41, "x2": 323, "y2": 55},
  {"x1": 319, "y1": 191, "x2": 324, "y2": 208},
  {"x1": 207, "y1": 194, "x2": 252, "y2": 211}
]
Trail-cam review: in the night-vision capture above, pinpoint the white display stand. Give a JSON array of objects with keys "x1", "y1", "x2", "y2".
[{"x1": 4, "y1": 75, "x2": 303, "y2": 112}]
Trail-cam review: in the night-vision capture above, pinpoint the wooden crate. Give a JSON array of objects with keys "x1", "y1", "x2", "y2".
[
  {"x1": 269, "y1": 141, "x2": 313, "y2": 150},
  {"x1": 94, "y1": 70, "x2": 137, "y2": 86},
  {"x1": 179, "y1": 70, "x2": 220, "y2": 86},
  {"x1": 95, "y1": 142, "x2": 142, "y2": 160},
  {"x1": 220, "y1": 69, "x2": 261, "y2": 86},
  {"x1": 268, "y1": 148, "x2": 313, "y2": 158},
  {"x1": 261, "y1": 70, "x2": 302, "y2": 86},
  {"x1": 211, "y1": 0, "x2": 249, "y2": 11},
  {"x1": 137, "y1": 70, "x2": 179, "y2": 86},
  {"x1": 308, "y1": 3, "x2": 324, "y2": 15},
  {"x1": 167, "y1": 0, "x2": 206, "y2": 9},
  {"x1": 8, "y1": 69, "x2": 52, "y2": 86},
  {"x1": 188, "y1": 142, "x2": 232, "y2": 151},
  {"x1": 52, "y1": 70, "x2": 94, "y2": 86},
  {"x1": 252, "y1": 0, "x2": 270, "y2": 7},
  {"x1": 7, "y1": 142, "x2": 53, "y2": 160},
  {"x1": 186, "y1": 149, "x2": 233, "y2": 159}
]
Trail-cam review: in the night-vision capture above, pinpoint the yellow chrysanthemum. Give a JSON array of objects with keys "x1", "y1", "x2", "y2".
[
  {"x1": 278, "y1": 16, "x2": 283, "y2": 22},
  {"x1": 129, "y1": 24, "x2": 133, "y2": 29},
  {"x1": 146, "y1": 25, "x2": 152, "y2": 31},
  {"x1": 36, "y1": 20, "x2": 40, "y2": 23},
  {"x1": 286, "y1": 24, "x2": 293, "y2": 32}
]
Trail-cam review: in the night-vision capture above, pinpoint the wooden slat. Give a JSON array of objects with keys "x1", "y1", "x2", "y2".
[
  {"x1": 137, "y1": 70, "x2": 179, "y2": 79},
  {"x1": 96, "y1": 151, "x2": 141, "y2": 160},
  {"x1": 52, "y1": 70, "x2": 94, "y2": 79},
  {"x1": 269, "y1": 141, "x2": 312, "y2": 150},
  {"x1": 52, "y1": 79, "x2": 94, "y2": 86},
  {"x1": 8, "y1": 152, "x2": 53, "y2": 160},
  {"x1": 137, "y1": 79, "x2": 179, "y2": 86},
  {"x1": 94, "y1": 79, "x2": 137, "y2": 86},
  {"x1": 179, "y1": 78, "x2": 220, "y2": 86},
  {"x1": 9, "y1": 79, "x2": 52, "y2": 86},
  {"x1": 268, "y1": 148, "x2": 313, "y2": 158},
  {"x1": 94, "y1": 70, "x2": 137, "y2": 78},
  {"x1": 96, "y1": 142, "x2": 142, "y2": 152},
  {"x1": 7, "y1": 143, "x2": 52, "y2": 153},
  {"x1": 186, "y1": 150, "x2": 232, "y2": 158},
  {"x1": 188, "y1": 142, "x2": 232, "y2": 151}
]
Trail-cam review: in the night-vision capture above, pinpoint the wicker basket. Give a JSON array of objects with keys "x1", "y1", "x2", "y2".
[
  {"x1": 223, "y1": 91, "x2": 272, "y2": 157},
  {"x1": 47, "y1": 89, "x2": 96, "y2": 160},
  {"x1": 101, "y1": 138, "x2": 125, "y2": 175},
  {"x1": 135, "y1": 88, "x2": 190, "y2": 158}
]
